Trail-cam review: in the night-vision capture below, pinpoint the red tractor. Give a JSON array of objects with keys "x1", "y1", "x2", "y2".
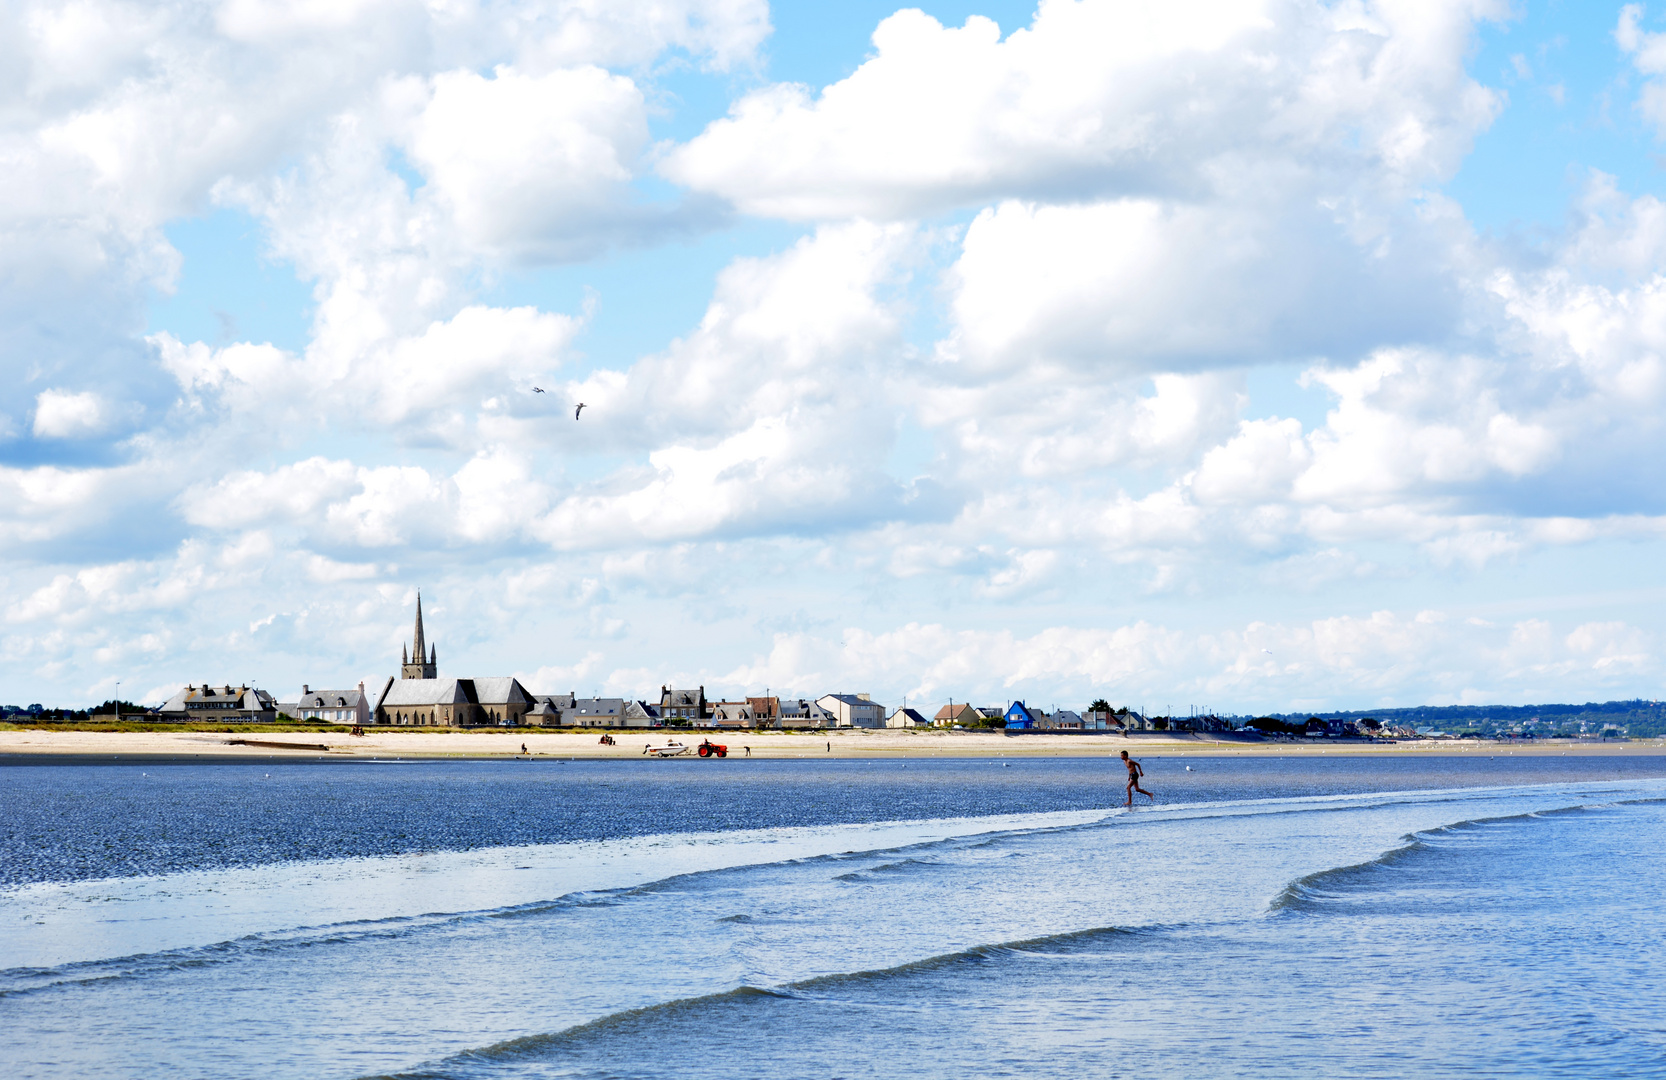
[{"x1": 696, "y1": 739, "x2": 728, "y2": 758}]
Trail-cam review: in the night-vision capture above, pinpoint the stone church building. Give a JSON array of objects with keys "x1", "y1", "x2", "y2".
[{"x1": 374, "y1": 594, "x2": 535, "y2": 726}]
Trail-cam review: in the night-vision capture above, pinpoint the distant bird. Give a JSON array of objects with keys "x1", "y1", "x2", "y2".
[
  {"x1": 574, "y1": 403, "x2": 586, "y2": 419},
  {"x1": 531, "y1": 387, "x2": 545, "y2": 394}
]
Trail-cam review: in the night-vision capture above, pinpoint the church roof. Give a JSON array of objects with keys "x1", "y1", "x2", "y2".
[
  {"x1": 471, "y1": 677, "x2": 533, "y2": 705},
  {"x1": 380, "y1": 679, "x2": 471, "y2": 707},
  {"x1": 379, "y1": 677, "x2": 531, "y2": 708}
]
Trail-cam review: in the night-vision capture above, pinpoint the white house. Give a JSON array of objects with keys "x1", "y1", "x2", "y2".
[
  {"x1": 817, "y1": 693, "x2": 885, "y2": 729},
  {"x1": 886, "y1": 707, "x2": 930, "y2": 728},
  {"x1": 292, "y1": 684, "x2": 371, "y2": 725}
]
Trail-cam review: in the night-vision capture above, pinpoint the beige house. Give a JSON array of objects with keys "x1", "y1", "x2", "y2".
[
  {"x1": 711, "y1": 700, "x2": 754, "y2": 728},
  {"x1": 817, "y1": 693, "x2": 885, "y2": 729},
  {"x1": 934, "y1": 702, "x2": 983, "y2": 727}
]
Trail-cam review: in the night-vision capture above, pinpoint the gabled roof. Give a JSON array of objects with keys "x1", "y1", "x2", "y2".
[
  {"x1": 471, "y1": 677, "x2": 532, "y2": 705},
  {"x1": 159, "y1": 685, "x2": 275, "y2": 713},
  {"x1": 380, "y1": 679, "x2": 471, "y2": 707},
  {"x1": 299, "y1": 690, "x2": 365, "y2": 709},
  {"x1": 819, "y1": 693, "x2": 879, "y2": 707},
  {"x1": 572, "y1": 697, "x2": 624, "y2": 716}
]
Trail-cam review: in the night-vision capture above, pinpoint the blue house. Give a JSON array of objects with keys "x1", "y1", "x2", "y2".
[{"x1": 1005, "y1": 700, "x2": 1040, "y2": 730}]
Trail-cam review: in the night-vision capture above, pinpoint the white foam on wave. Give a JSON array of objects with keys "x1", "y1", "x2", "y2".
[{"x1": 0, "y1": 807, "x2": 1113, "y2": 970}]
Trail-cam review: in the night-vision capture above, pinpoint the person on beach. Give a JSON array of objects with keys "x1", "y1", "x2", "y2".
[
  {"x1": 1121, "y1": 751, "x2": 1153, "y2": 806},
  {"x1": 520, "y1": 743, "x2": 528, "y2": 755}
]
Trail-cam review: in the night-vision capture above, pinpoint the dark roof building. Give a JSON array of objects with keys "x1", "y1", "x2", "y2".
[{"x1": 158, "y1": 684, "x2": 278, "y2": 723}]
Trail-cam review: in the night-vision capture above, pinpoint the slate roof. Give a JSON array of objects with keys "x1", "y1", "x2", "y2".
[
  {"x1": 379, "y1": 679, "x2": 472, "y2": 707},
  {"x1": 299, "y1": 690, "x2": 366, "y2": 709},
  {"x1": 159, "y1": 685, "x2": 276, "y2": 714},
  {"x1": 470, "y1": 677, "x2": 533, "y2": 705},
  {"x1": 379, "y1": 677, "x2": 532, "y2": 708}
]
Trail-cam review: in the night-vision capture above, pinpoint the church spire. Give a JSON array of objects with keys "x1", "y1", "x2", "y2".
[
  {"x1": 401, "y1": 591, "x2": 438, "y2": 679},
  {"x1": 412, "y1": 591, "x2": 426, "y2": 661}
]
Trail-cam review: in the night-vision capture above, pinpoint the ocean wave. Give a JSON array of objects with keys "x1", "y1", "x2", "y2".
[
  {"x1": 1265, "y1": 796, "x2": 1661, "y2": 915},
  {"x1": 358, "y1": 924, "x2": 1152, "y2": 1080}
]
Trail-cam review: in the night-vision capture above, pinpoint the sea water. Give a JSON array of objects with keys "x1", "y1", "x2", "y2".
[{"x1": 3, "y1": 753, "x2": 1664, "y2": 1078}]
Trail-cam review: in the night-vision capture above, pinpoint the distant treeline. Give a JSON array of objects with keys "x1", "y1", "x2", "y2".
[{"x1": 1243, "y1": 699, "x2": 1666, "y2": 737}]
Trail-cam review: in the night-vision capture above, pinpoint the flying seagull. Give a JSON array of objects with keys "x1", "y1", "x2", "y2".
[
  {"x1": 531, "y1": 387, "x2": 545, "y2": 393},
  {"x1": 574, "y1": 403, "x2": 586, "y2": 420}
]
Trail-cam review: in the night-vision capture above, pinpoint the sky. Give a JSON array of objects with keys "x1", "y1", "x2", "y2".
[{"x1": 6, "y1": 0, "x2": 1666, "y2": 715}]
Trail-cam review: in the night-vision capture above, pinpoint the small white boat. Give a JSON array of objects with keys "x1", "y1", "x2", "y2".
[{"x1": 643, "y1": 742, "x2": 690, "y2": 757}]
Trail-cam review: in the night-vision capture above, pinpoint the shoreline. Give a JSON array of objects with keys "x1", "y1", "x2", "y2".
[{"x1": 1, "y1": 727, "x2": 1662, "y2": 763}]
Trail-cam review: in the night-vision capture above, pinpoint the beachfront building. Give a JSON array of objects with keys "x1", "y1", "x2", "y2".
[
  {"x1": 659, "y1": 686, "x2": 709, "y2": 722},
  {"x1": 569, "y1": 698, "x2": 625, "y2": 727},
  {"x1": 158, "y1": 684, "x2": 278, "y2": 723},
  {"x1": 817, "y1": 693, "x2": 885, "y2": 729},
  {"x1": 774, "y1": 698, "x2": 836, "y2": 729},
  {"x1": 293, "y1": 683, "x2": 371, "y2": 725},
  {"x1": 534, "y1": 692, "x2": 578, "y2": 718},
  {"x1": 1004, "y1": 701, "x2": 1046, "y2": 730},
  {"x1": 1047, "y1": 709, "x2": 1086, "y2": 731},
  {"x1": 711, "y1": 701, "x2": 754, "y2": 729},
  {"x1": 1085, "y1": 709, "x2": 1125, "y2": 731},
  {"x1": 934, "y1": 702, "x2": 983, "y2": 727},
  {"x1": 886, "y1": 707, "x2": 930, "y2": 728}
]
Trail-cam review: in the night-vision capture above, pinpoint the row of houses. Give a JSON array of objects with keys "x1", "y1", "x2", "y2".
[
  {"x1": 154, "y1": 676, "x2": 1169, "y2": 734},
  {"x1": 149, "y1": 599, "x2": 1171, "y2": 732}
]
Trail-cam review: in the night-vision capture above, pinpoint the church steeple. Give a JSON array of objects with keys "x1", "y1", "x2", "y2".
[
  {"x1": 401, "y1": 592, "x2": 438, "y2": 680},
  {"x1": 412, "y1": 592, "x2": 426, "y2": 659}
]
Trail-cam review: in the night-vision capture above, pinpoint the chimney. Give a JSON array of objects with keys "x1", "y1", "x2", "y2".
[
  {"x1": 358, "y1": 680, "x2": 365, "y2": 693},
  {"x1": 303, "y1": 684, "x2": 309, "y2": 694}
]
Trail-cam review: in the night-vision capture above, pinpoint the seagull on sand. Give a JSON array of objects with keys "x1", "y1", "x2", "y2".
[{"x1": 575, "y1": 403, "x2": 586, "y2": 419}]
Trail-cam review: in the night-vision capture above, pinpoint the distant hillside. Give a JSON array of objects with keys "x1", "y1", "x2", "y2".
[{"x1": 1247, "y1": 699, "x2": 1666, "y2": 737}]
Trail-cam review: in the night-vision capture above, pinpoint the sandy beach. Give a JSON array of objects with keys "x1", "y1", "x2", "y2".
[{"x1": 1, "y1": 726, "x2": 1660, "y2": 761}]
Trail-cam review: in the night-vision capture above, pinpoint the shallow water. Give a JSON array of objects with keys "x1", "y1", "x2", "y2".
[{"x1": 3, "y1": 754, "x2": 1663, "y2": 1078}]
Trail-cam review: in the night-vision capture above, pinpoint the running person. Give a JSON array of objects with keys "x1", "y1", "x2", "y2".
[{"x1": 1120, "y1": 750, "x2": 1153, "y2": 806}]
